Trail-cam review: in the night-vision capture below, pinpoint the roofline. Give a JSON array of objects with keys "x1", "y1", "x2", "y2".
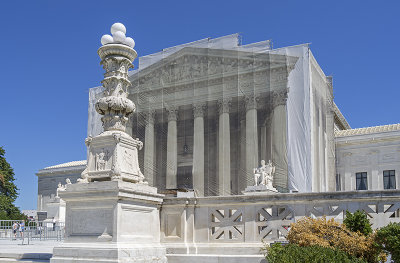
[
  {"x1": 36, "y1": 161, "x2": 86, "y2": 176},
  {"x1": 333, "y1": 102, "x2": 351, "y2": 130},
  {"x1": 335, "y1": 123, "x2": 400, "y2": 138}
]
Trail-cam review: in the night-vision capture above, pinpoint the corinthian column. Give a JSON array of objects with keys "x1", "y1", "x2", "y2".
[
  {"x1": 144, "y1": 110, "x2": 156, "y2": 186},
  {"x1": 271, "y1": 90, "x2": 288, "y2": 190},
  {"x1": 192, "y1": 103, "x2": 206, "y2": 196},
  {"x1": 239, "y1": 111, "x2": 247, "y2": 192},
  {"x1": 245, "y1": 95, "x2": 259, "y2": 187},
  {"x1": 166, "y1": 106, "x2": 178, "y2": 189},
  {"x1": 218, "y1": 99, "x2": 231, "y2": 195}
]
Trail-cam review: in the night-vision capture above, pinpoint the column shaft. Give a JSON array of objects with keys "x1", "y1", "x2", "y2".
[
  {"x1": 192, "y1": 104, "x2": 205, "y2": 196},
  {"x1": 245, "y1": 95, "x2": 259, "y2": 187},
  {"x1": 319, "y1": 107, "x2": 325, "y2": 191},
  {"x1": 271, "y1": 90, "x2": 288, "y2": 190},
  {"x1": 166, "y1": 107, "x2": 178, "y2": 189},
  {"x1": 144, "y1": 110, "x2": 156, "y2": 186},
  {"x1": 218, "y1": 99, "x2": 231, "y2": 195},
  {"x1": 239, "y1": 113, "x2": 246, "y2": 192}
]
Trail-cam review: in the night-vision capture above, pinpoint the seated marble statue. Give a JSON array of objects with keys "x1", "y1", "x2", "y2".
[
  {"x1": 253, "y1": 161, "x2": 264, "y2": 186},
  {"x1": 253, "y1": 160, "x2": 276, "y2": 190},
  {"x1": 262, "y1": 160, "x2": 275, "y2": 189}
]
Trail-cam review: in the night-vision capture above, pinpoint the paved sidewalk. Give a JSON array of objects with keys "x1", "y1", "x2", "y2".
[{"x1": 0, "y1": 239, "x2": 60, "y2": 262}]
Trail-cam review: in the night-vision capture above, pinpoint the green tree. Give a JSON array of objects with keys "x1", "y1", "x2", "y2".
[
  {"x1": 0, "y1": 146, "x2": 24, "y2": 220},
  {"x1": 376, "y1": 223, "x2": 400, "y2": 262},
  {"x1": 343, "y1": 210, "x2": 373, "y2": 236}
]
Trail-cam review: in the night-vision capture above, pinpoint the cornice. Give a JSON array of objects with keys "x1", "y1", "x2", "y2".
[{"x1": 333, "y1": 102, "x2": 351, "y2": 130}]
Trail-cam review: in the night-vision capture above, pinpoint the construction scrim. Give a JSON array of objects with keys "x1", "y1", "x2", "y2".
[{"x1": 87, "y1": 34, "x2": 336, "y2": 195}]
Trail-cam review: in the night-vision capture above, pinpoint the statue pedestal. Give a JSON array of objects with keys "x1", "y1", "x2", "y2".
[
  {"x1": 84, "y1": 131, "x2": 144, "y2": 183},
  {"x1": 243, "y1": 185, "x2": 278, "y2": 195},
  {"x1": 51, "y1": 181, "x2": 166, "y2": 263}
]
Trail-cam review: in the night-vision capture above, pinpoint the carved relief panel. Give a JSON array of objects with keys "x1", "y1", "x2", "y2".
[{"x1": 90, "y1": 148, "x2": 113, "y2": 173}]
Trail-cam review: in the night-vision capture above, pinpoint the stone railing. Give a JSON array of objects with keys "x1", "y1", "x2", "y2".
[{"x1": 160, "y1": 190, "x2": 400, "y2": 255}]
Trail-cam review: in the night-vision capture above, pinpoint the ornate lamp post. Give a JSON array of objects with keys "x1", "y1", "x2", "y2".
[
  {"x1": 51, "y1": 23, "x2": 166, "y2": 263},
  {"x1": 80, "y1": 23, "x2": 145, "y2": 184}
]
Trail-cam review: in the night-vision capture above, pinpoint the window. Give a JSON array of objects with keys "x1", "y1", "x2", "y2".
[
  {"x1": 383, "y1": 170, "x2": 396, "y2": 189},
  {"x1": 356, "y1": 172, "x2": 368, "y2": 190},
  {"x1": 336, "y1": 174, "x2": 341, "y2": 191}
]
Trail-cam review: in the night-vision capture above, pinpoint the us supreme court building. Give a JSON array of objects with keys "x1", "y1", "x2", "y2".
[{"x1": 37, "y1": 34, "x2": 400, "y2": 220}]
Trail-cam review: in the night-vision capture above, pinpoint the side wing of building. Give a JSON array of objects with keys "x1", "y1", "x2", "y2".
[
  {"x1": 36, "y1": 160, "x2": 86, "y2": 221},
  {"x1": 335, "y1": 124, "x2": 400, "y2": 191}
]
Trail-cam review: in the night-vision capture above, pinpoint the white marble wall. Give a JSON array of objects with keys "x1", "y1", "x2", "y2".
[
  {"x1": 37, "y1": 168, "x2": 84, "y2": 221},
  {"x1": 335, "y1": 130, "x2": 400, "y2": 191}
]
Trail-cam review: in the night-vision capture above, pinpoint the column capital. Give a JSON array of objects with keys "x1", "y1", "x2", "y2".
[
  {"x1": 166, "y1": 106, "x2": 178, "y2": 122},
  {"x1": 144, "y1": 110, "x2": 156, "y2": 125},
  {"x1": 271, "y1": 89, "x2": 288, "y2": 108},
  {"x1": 217, "y1": 98, "x2": 232, "y2": 115},
  {"x1": 193, "y1": 103, "x2": 206, "y2": 118},
  {"x1": 244, "y1": 94, "x2": 259, "y2": 111}
]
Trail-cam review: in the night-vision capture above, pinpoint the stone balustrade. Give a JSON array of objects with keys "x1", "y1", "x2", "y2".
[{"x1": 160, "y1": 190, "x2": 400, "y2": 255}]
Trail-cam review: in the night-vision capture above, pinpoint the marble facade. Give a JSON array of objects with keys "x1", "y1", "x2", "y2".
[
  {"x1": 125, "y1": 40, "x2": 335, "y2": 196},
  {"x1": 335, "y1": 124, "x2": 400, "y2": 191},
  {"x1": 36, "y1": 160, "x2": 85, "y2": 222},
  {"x1": 37, "y1": 35, "x2": 356, "y2": 223}
]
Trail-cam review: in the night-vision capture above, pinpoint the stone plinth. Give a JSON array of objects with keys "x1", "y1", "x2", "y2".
[
  {"x1": 83, "y1": 131, "x2": 144, "y2": 183},
  {"x1": 243, "y1": 185, "x2": 278, "y2": 195},
  {"x1": 51, "y1": 181, "x2": 166, "y2": 262}
]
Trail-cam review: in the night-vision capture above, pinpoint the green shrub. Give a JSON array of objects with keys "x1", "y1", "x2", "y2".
[
  {"x1": 265, "y1": 243, "x2": 367, "y2": 263},
  {"x1": 343, "y1": 210, "x2": 373, "y2": 236},
  {"x1": 376, "y1": 223, "x2": 400, "y2": 262},
  {"x1": 287, "y1": 216, "x2": 383, "y2": 262}
]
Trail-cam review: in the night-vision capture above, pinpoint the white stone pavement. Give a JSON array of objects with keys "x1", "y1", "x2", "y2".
[{"x1": 0, "y1": 239, "x2": 60, "y2": 262}]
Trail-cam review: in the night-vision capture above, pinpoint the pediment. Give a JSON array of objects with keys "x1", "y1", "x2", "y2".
[{"x1": 128, "y1": 47, "x2": 298, "y2": 90}]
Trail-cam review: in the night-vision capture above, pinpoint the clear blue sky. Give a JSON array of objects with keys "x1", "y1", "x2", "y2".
[{"x1": 1, "y1": 1, "x2": 399, "y2": 210}]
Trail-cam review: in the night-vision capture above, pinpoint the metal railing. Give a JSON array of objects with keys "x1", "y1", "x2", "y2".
[{"x1": 0, "y1": 220, "x2": 65, "y2": 242}]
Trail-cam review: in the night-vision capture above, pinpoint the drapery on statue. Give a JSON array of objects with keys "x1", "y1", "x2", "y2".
[{"x1": 254, "y1": 160, "x2": 276, "y2": 190}]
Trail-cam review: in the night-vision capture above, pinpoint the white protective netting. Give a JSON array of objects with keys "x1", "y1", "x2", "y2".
[{"x1": 87, "y1": 34, "x2": 335, "y2": 195}]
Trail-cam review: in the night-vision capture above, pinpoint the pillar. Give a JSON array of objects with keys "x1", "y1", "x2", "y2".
[
  {"x1": 166, "y1": 106, "x2": 178, "y2": 189},
  {"x1": 218, "y1": 99, "x2": 231, "y2": 195},
  {"x1": 192, "y1": 103, "x2": 205, "y2": 196},
  {"x1": 319, "y1": 107, "x2": 326, "y2": 191},
  {"x1": 144, "y1": 110, "x2": 156, "y2": 186},
  {"x1": 326, "y1": 104, "x2": 336, "y2": 191},
  {"x1": 245, "y1": 95, "x2": 259, "y2": 187},
  {"x1": 239, "y1": 112, "x2": 246, "y2": 192},
  {"x1": 271, "y1": 90, "x2": 288, "y2": 190}
]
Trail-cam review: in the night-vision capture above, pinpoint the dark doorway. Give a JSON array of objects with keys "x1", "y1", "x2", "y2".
[{"x1": 177, "y1": 166, "x2": 193, "y2": 189}]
